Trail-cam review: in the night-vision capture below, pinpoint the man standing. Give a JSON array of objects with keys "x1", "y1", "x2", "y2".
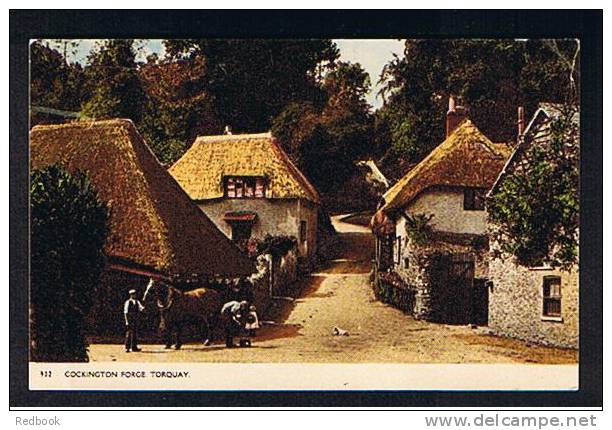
[
  {"x1": 220, "y1": 300, "x2": 249, "y2": 348},
  {"x1": 124, "y1": 289, "x2": 145, "y2": 352}
]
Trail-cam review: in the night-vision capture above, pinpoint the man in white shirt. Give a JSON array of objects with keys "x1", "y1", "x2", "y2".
[{"x1": 124, "y1": 289, "x2": 145, "y2": 352}]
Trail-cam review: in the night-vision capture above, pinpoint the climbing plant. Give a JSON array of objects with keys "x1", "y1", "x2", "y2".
[{"x1": 403, "y1": 213, "x2": 435, "y2": 246}]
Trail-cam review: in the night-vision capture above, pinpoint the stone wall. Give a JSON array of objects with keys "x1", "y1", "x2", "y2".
[
  {"x1": 270, "y1": 246, "x2": 298, "y2": 297},
  {"x1": 376, "y1": 228, "x2": 489, "y2": 324},
  {"x1": 488, "y1": 254, "x2": 579, "y2": 348}
]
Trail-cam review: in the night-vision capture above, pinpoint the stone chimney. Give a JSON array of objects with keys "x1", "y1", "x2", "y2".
[
  {"x1": 517, "y1": 106, "x2": 525, "y2": 140},
  {"x1": 446, "y1": 95, "x2": 468, "y2": 138}
]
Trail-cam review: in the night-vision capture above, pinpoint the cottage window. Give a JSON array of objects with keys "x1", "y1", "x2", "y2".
[
  {"x1": 225, "y1": 176, "x2": 267, "y2": 198},
  {"x1": 255, "y1": 178, "x2": 266, "y2": 197},
  {"x1": 542, "y1": 276, "x2": 562, "y2": 318},
  {"x1": 464, "y1": 188, "x2": 486, "y2": 211}
]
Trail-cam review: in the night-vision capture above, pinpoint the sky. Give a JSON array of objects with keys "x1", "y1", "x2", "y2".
[{"x1": 58, "y1": 38, "x2": 405, "y2": 110}]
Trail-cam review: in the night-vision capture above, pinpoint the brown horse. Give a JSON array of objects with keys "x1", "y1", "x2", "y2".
[{"x1": 143, "y1": 280, "x2": 223, "y2": 349}]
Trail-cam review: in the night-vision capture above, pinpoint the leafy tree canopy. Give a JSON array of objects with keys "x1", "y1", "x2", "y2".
[
  {"x1": 163, "y1": 39, "x2": 340, "y2": 132},
  {"x1": 272, "y1": 61, "x2": 374, "y2": 195},
  {"x1": 81, "y1": 39, "x2": 147, "y2": 123},
  {"x1": 30, "y1": 40, "x2": 87, "y2": 125},
  {"x1": 488, "y1": 107, "x2": 579, "y2": 268},
  {"x1": 378, "y1": 39, "x2": 580, "y2": 163}
]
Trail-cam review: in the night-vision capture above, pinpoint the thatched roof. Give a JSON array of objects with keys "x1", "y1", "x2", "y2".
[
  {"x1": 169, "y1": 132, "x2": 320, "y2": 204},
  {"x1": 30, "y1": 119, "x2": 255, "y2": 277},
  {"x1": 379, "y1": 119, "x2": 511, "y2": 213}
]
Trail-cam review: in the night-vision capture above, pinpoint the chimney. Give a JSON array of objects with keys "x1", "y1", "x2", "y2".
[
  {"x1": 517, "y1": 106, "x2": 525, "y2": 140},
  {"x1": 446, "y1": 95, "x2": 468, "y2": 138}
]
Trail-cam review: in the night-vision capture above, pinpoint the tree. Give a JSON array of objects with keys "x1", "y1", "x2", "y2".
[
  {"x1": 378, "y1": 39, "x2": 580, "y2": 163},
  {"x1": 164, "y1": 39, "x2": 339, "y2": 132},
  {"x1": 487, "y1": 106, "x2": 579, "y2": 268},
  {"x1": 81, "y1": 40, "x2": 147, "y2": 123},
  {"x1": 272, "y1": 61, "x2": 375, "y2": 202},
  {"x1": 30, "y1": 40, "x2": 87, "y2": 125},
  {"x1": 30, "y1": 166, "x2": 108, "y2": 362},
  {"x1": 138, "y1": 55, "x2": 222, "y2": 165}
]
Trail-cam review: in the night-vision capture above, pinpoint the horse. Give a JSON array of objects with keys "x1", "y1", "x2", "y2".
[{"x1": 142, "y1": 280, "x2": 223, "y2": 349}]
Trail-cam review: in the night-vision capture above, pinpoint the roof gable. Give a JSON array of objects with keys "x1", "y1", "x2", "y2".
[
  {"x1": 380, "y1": 120, "x2": 511, "y2": 212},
  {"x1": 30, "y1": 119, "x2": 254, "y2": 277},
  {"x1": 488, "y1": 104, "x2": 579, "y2": 196},
  {"x1": 169, "y1": 132, "x2": 320, "y2": 203}
]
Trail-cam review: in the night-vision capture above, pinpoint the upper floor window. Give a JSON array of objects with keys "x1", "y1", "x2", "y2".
[
  {"x1": 463, "y1": 187, "x2": 486, "y2": 211},
  {"x1": 225, "y1": 176, "x2": 266, "y2": 198}
]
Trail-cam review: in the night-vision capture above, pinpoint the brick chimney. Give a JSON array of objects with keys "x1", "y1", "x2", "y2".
[
  {"x1": 446, "y1": 95, "x2": 468, "y2": 138},
  {"x1": 517, "y1": 106, "x2": 525, "y2": 141}
]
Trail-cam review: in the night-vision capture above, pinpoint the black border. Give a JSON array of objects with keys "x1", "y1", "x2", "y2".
[{"x1": 9, "y1": 9, "x2": 603, "y2": 408}]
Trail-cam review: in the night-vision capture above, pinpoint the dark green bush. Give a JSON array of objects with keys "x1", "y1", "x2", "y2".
[{"x1": 30, "y1": 165, "x2": 108, "y2": 362}]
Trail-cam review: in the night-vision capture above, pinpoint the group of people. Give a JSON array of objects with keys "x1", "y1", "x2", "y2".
[{"x1": 123, "y1": 288, "x2": 259, "y2": 353}]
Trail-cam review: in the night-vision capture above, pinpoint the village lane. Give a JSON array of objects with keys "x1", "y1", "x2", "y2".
[{"x1": 89, "y1": 214, "x2": 576, "y2": 364}]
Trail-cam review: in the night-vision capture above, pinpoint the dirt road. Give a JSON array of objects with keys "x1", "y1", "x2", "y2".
[{"x1": 88, "y1": 214, "x2": 577, "y2": 364}]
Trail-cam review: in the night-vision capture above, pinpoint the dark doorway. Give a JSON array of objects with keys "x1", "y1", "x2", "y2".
[
  {"x1": 471, "y1": 279, "x2": 489, "y2": 326},
  {"x1": 445, "y1": 253, "x2": 475, "y2": 324},
  {"x1": 229, "y1": 222, "x2": 252, "y2": 242}
]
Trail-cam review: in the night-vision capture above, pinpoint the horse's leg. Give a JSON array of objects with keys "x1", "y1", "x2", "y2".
[
  {"x1": 164, "y1": 320, "x2": 173, "y2": 349},
  {"x1": 203, "y1": 318, "x2": 211, "y2": 346}
]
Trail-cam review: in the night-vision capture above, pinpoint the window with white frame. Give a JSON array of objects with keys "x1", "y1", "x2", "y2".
[{"x1": 225, "y1": 176, "x2": 266, "y2": 198}]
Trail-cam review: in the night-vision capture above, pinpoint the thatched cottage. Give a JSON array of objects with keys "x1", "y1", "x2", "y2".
[
  {"x1": 371, "y1": 97, "x2": 511, "y2": 324},
  {"x1": 169, "y1": 132, "x2": 320, "y2": 266},
  {"x1": 487, "y1": 104, "x2": 579, "y2": 348},
  {"x1": 30, "y1": 119, "x2": 255, "y2": 334}
]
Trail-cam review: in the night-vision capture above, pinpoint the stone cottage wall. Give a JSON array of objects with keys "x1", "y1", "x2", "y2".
[{"x1": 488, "y1": 255, "x2": 579, "y2": 348}]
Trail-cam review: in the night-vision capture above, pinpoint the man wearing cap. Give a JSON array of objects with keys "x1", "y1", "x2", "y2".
[{"x1": 124, "y1": 289, "x2": 145, "y2": 352}]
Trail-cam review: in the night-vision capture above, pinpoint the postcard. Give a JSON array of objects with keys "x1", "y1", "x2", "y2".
[{"x1": 22, "y1": 31, "x2": 587, "y2": 396}]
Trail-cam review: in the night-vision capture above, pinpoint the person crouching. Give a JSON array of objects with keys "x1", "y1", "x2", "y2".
[
  {"x1": 239, "y1": 305, "x2": 260, "y2": 347},
  {"x1": 221, "y1": 300, "x2": 249, "y2": 348}
]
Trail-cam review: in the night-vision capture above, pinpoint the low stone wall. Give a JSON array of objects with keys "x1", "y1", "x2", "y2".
[
  {"x1": 247, "y1": 244, "x2": 299, "y2": 311},
  {"x1": 373, "y1": 270, "x2": 416, "y2": 313},
  {"x1": 248, "y1": 254, "x2": 273, "y2": 313},
  {"x1": 271, "y1": 246, "x2": 298, "y2": 296}
]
